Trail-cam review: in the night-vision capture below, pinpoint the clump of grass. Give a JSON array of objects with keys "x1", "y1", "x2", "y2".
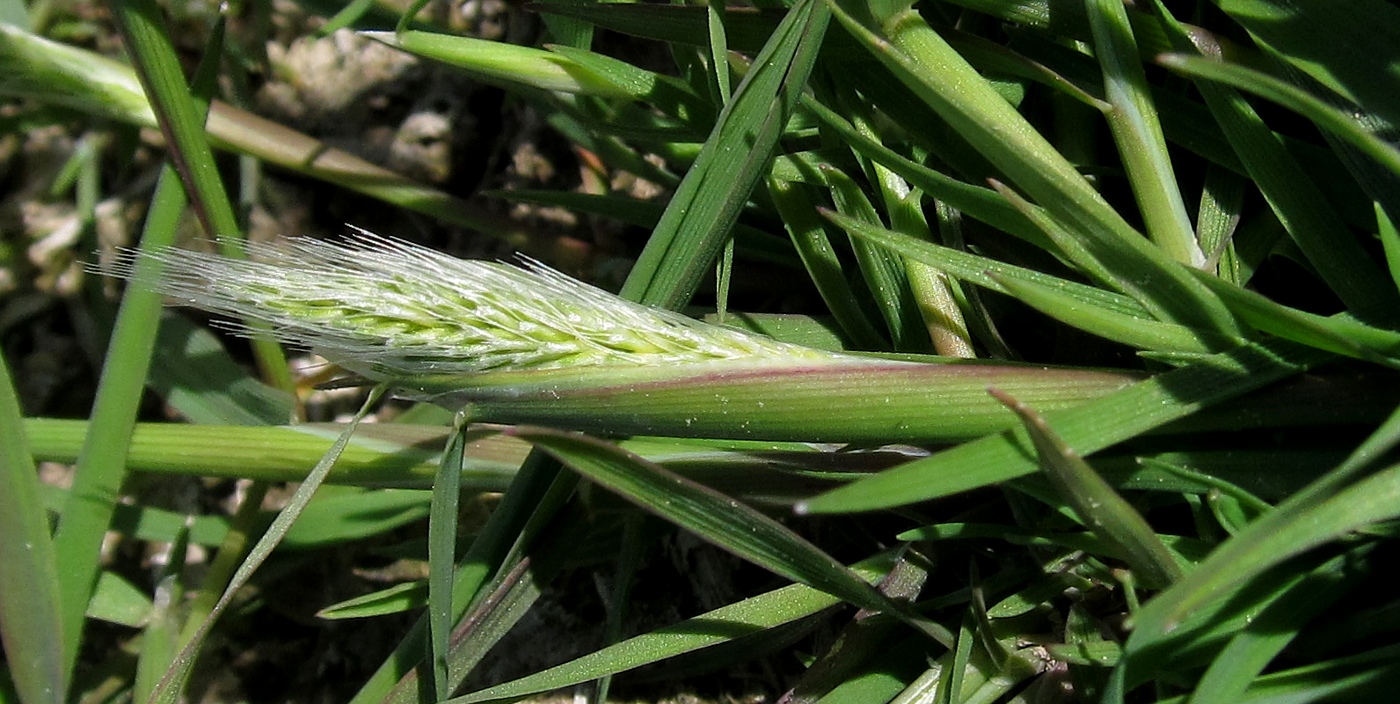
[{"x1": 4, "y1": 0, "x2": 1400, "y2": 703}]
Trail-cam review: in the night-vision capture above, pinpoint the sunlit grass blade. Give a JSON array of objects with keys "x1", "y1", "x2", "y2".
[
  {"x1": 361, "y1": 30, "x2": 635, "y2": 98},
  {"x1": 620, "y1": 0, "x2": 829, "y2": 308},
  {"x1": 1187, "y1": 272, "x2": 1400, "y2": 367},
  {"x1": 1186, "y1": 549, "x2": 1367, "y2": 704},
  {"x1": 1085, "y1": 0, "x2": 1202, "y2": 267},
  {"x1": 825, "y1": 209, "x2": 1154, "y2": 319},
  {"x1": 1215, "y1": 0, "x2": 1400, "y2": 129},
  {"x1": 428, "y1": 414, "x2": 470, "y2": 700},
  {"x1": 1158, "y1": 54, "x2": 1400, "y2": 183},
  {"x1": 823, "y1": 0, "x2": 1240, "y2": 336},
  {"x1": 990, "y1": 273, "x2": 1231, "y2": 353},
  {"x1": 107, "y1": 0, "x2": 292, "y2": 385},
  {"x1": 50, "y1": 165, "x2": 185, "y2": 678},
  {"x1": 1145, "y1": 1, "x2": 1400, "y2": 327},
  {"x1": 991, "y1": 388, "x2": 1183, "y2": 588},
  {"x1": 797, "y1": 339, "x2": 1333, "y2": 513},
  {"x1": 0, "y1": 353, "x2": 67, "y2": 704},
  {"x1": 145, "y1": 386, "x2": 386, "y2": 704},
  {"x1": 509, "y1": 427, "x2": 955, "y2": 646}
]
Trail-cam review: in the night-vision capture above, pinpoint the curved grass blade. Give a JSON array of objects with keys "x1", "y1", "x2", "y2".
[
  {"x1": 145, "y1": 386, "x2": 386, "y2": 704},
  {"x1": 1158, "y1": 54, "x2": 1400, "y2": 183},
  {"x1": 1145, "y1": 1, "x2": 1400, "y2": 327},
  {"x1": 1215, "y1": 0, "x2": 1400, "y2": 129},
  {"x1": 825, "y1": 208, "x2": 1152, "y2": 319},
  {"x1": 509, "y1": 427, "x2": 954, "y2": 646},
  {"x1": 991, "y1": 388, "x2": 1183, "y2": 588},
  {"x1": 0, "y1": 354, "x2": 67, "y2": 704},
  {"x1": 447, "y1": 552, "x2": 898, "y2": 703},
  {"x1": 824, "y1": 0, "x2": 1240, "y2": 336},
  {"x1": 768, "y1": 177, "x2": 891, "y2": 349},
  {"x1": 1186, "y1": 548, "x2": 1368, "y2": 704}
]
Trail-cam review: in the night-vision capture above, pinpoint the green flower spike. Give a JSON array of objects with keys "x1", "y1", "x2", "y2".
[{"x1": 119, "y1": 230, "x2": 1140, "y2": 443}]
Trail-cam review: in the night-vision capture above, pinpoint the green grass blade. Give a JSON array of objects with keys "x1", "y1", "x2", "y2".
[
  {"x1": 0, "y1": 355, "x2": 67, "y2": 704},
  {"x1": 109, "y1": 0, "x2": 292, "y2": 386},
  {"x1": 620, "y1": 0, "x2": 830, "y2": 308},
  {"x1": 145, "y1": 313, "x2": 293, "y2": 426},
  {"x1": 768, "y1": 178, "x2": 891, "y2": 349},
  {"x1": 797, "y1": 339, "x2": 1333, "y2": 513},
  {"x1": 992, "y1": 389, "x2": 1184, "y2": 588},
  {"x1": 145, "y1": 386, "x2": 386, "y2": 704},
  {"x1": 991, "y1": 273, "x2": 1231, "y2": 353},
  {"x1": 510, "y1": 427, "x2": 955, "y2": 646},
  {"x1": 1188, "y1": 272, "x2": 1400, "y2": 367},
  {"x1": 1158, "y1": 54, "x2": 1400, "y2": 183},
  {"x1": 826, "y1": 209, "x2": 1153, "y2": 319},
  {"x1": 428, "y1": 415, "x2": 470, "y2": 700},
  {"x1": 824, "y1": 0, "x2": 1240, "y2": 335},
  {"x1": 50, "y1": 164, "x2": 185, "y2": 676},
  {"x1": 1147, "y1": 2, "x2": 1400, "y2": 326},
  {"x1": 800, "y1": 94, "x2": 1054, "y2": 250},
  {"x1": 1128, "y1": 404, "x2": 1400, "y2": 649},
  {"x1": 824, "y1": 165, "x2": 925, "y2": 350},
  {"x1": 448, "y1": 550, "x2": 898, "y2": 703},
  {"x1": 1085, "y1": 0, "x2": 1201, "y2": 267},
  {"x1": 1187, "y1": 549, "x2": 1365, "y2": 704},
  {"x1": 1215, "y1": 0, "x2": 1400, "y2": 128}
]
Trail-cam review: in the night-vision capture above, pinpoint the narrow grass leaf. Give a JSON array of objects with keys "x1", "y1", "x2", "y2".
[
  {"x1": 1147, "y1": 1, "x2": 1400, "y2": 326},
  {"x1": 827, "y1": 209, "x2": 1152, "y2": 319},
  {"x1": 510, "y1": 427, "x2": 954, "y2": 646},
  {"x1": 768, "y1": 178, "x2": 891, "y2": 349},
  {"x1": 1159, "y1": 54, "x2": 1400, "y2": 183},
  {"x1": 990, "y1": 273, "x2": 1231, "y2": 353},
  {"x1": 1187, "y1": 549, "x2": 1366, "y2": 704},
  {"x1": 1215, "y1": 0, "x2": 1400, "y2": 128},
  {"x1": 824, "y1": 165, "x2": 925, "y2": 349},
  {"x1": 1128, "y1": 404, "x2": 1400, "y2": 648},
  {"x1": 797, "y1": 339, "x2": 1332, "y2": 513},
  {"x1": 318, "y1": 582, "x2": 428, "y2": 620},
  {"x1": 145, "y1": 386, "x2": 386, "y2": 704},
  {"x1": 1382, "y1": 203, "x2": 1400, "y2": 294},
  {"x1": 825, "y1": 0, "x2": 1240, "y2": 335},
  {"x1": 1188, "y1": 272, "x2": 1400, "y2": 367},
  {"x1": 1085, "y1": 0, "x2": 1202, "y2": 267},
  {"x1": 134, "y1": 525, "x2": 187, "y2": 704},
  {"x1": 429, "y1": 416, "x2": 470, "y2": 700},
  {"x1": 51, "y1": 165, "x2": 185, "y2": 677},
  {"x1": 619, "y1": 0, "x2": 829, "y2": 308},
  {"x1": 362, "y1": 30, "x2": 629, "y2": 97},
  {"x1": 991, "y1": 389, "x2": 1183, "y2": 588},
  {"x1": 800, "y1": 94, "x2": 1054, "y2": 250},
  {"x1": 0, "y1": 354, "x2": 67, "y2": 704}
]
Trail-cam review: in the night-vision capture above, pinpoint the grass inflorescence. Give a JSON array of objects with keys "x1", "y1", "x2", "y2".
[{"x1": 117, "y1": 230, "x2": 833, "y2": 379}]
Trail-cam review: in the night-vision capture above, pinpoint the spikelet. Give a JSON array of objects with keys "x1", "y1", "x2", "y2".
[{"x1": 113, "y1": 228, "x2": 835, "y2": 380}]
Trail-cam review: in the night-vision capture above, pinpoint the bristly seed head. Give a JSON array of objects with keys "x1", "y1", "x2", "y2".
[{"x1": 112, "y1": 228, "x2": 834, "y2": 380}]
